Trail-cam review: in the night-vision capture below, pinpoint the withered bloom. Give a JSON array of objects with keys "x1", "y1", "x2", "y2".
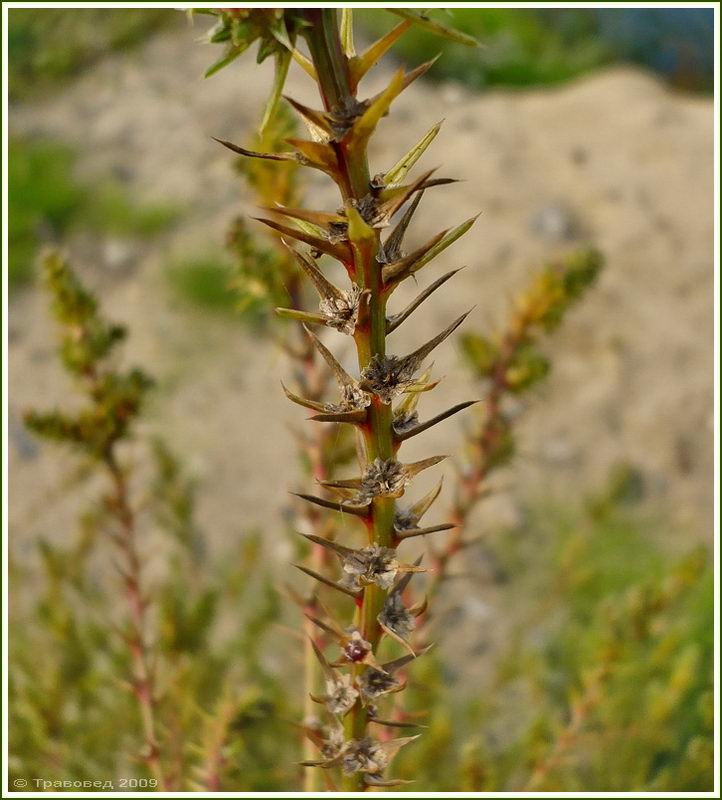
[
  {"x1": 338, "y1": 544, "x2": 427, "y2": 594},
  {"x1": 301, "y1": 535, "x2": 424, "y2": 595},
  {"x1": 279, "y1": 246, "x2": 367, "y2": 336},
  {"x1": 319, "y1": 282, "x2": 363, "y2": 335},
  {"x1": 342, "y1": 629, "x2": 373, "y2": 663},
  {"x1": 358, "y1": 667, "x2": 402, "y2": 700},
  {"x1": 378, "y1": 591, "x2": 416, "y2": 643},
  {"x1": 342, "y1": 737, "x2": 389, "y2": 776},
  {"x1": 341, "y1": 544, "x2": 402, "y2": 591},
  {"x1": 360, "y1": 312, "x2": 472, "y2": 402},
  {"x1": 324, "y1": 672, "x2": 359, "y2": 717},
  {"x1": 320, "y1": 724, "x2": 347, "y2": 760},
  {"x1": 359, "y1": 354, "x2": 419, "y2": 404},
  {"x1": 341, "y1": 735, "x2": 419, "y2": 781},
  {"x1": 319, "y1": 456, "x2": 445, "y2": 506},
  {"x1": 360, "y1": 458, "x2": 408, "y2": 499}
]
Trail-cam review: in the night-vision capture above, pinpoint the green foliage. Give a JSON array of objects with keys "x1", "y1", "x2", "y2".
[
  {"x1": 8, "y1": 137, "x2": 178, "y2": 287},
  {"x1": 9, "y1": 480, "x2": 298, "y2": 790},
  {"x1": 199, "y1": 8, "x2": 306, "y2": 79},
  {"x1": 461, "y1": 248, "x2": 602, "y2": 381},
  {"x1": 24, "y1": 252, "x2": 152, "y2": 459},
  {"x1": 8, "y1": 8, "x2": 173, "y2": 98},
  {"x1": 392, "y1": 497, "x2": 713, "y2": 792},
  {"x1": 15, "y1": 259, "x2": 298, "y2": 789}
]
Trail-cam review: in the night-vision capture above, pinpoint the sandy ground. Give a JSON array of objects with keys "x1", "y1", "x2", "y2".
[{"x1": 8, "y1": 21, "x2": 714, "y2": 593}]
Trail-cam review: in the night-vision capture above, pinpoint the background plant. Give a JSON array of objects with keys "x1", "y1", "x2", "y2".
[
  {"x1": 13, "y1": 252, "x2": 296, "y2": 791},
  {"x1": 8, "y1": 6, "x2": 714, "y2": 794}
]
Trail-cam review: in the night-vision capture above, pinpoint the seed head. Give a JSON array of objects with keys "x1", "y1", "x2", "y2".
[
  {"x1": 359, "y1": 354, "x2": 419, "y2": 403},
  {"x1": 378, "y1": 592, "x2": 416, "y2": 642},
  {"x1": 341, "y1": 544, "x2": 401, "y2": 591},
  {"x1": 360, "y1": 457, "x2": 409, "y2": 500},
  {"x1": 320, "y1": 724, "x2": 347, "y2": 760},
  {"x1": 358, "y1": 668, "x2": 402, "y2": 700},
  {"x1": 319, "y1": 283, "x2": 363, "y2": 335},
  {"x1": 342, "y1": 629, "x2": 373, "y2": 663},
  {"x1": 342, "y1": 737, "x2": 389, "y2": 776},
  {"x1": 325, "y1": 672, "x2": 359, "y2": 717}
]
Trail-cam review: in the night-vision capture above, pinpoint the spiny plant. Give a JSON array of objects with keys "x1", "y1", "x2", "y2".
[
  {"x1": 204, "y1": 7, "x2": 488, "y2": 789},
  {"x1": 204, "y1": 9, "x2": 608, "y2": 789}
]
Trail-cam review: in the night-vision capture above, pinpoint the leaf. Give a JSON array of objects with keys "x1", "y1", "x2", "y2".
[
  {"x1": 284, "y1": 96, "x2": 333, "y2": 139},
  {"x1": 387, "y1": 268, "x2": 464, "y2": 333},
  {"x1": 293, "y1": 492, "x2": 370, "y2": 518},
  {"x1": 340, "y1": 8, "x2": 356, "y2": 57},
  {"x1": 388, "y1": 9, "x2": 480, "y2": 47},
  {"x1": 253, "y1": 217, "x2": 352, "y2": 263},
  {"x1": 408, "y1": 479, "x2": 444, "y2": 521},
  {"x1": 378, "y1": 168, "x2": 438, "y2": 221},
  {"x1": 259, "y1": 48, "x2": 292, "y2": 137},
  {"x1": 349, "y1": 20, "x2": 412, "y2": 90},
  {"x1": 396, "y1": 523, "x2": 455, "y2": 540},
  {"x1": 384, "y1": 121, "x2": 443, "y2": 186},
  {"x1": 275, "y1": 307, "x2": 329, "y2": 326},
  {"x1": 212, "y1": 137, "x2": 298, "y2": 163},
  {"x1": 302, "y1": 325, "x2": 357, "y2": 389},
  {"x1": 267, "y1": 204, "x2": 344, "y2": 230},
  {"x1": 290, "y1": 48, "x2": 317, "y2": 80},
  {"x1": 299, "y1": 532, "x2": 356, "y2": 559},
  {"x1": 349, "y1": 69, "x2": 405, "y2": 146},
  {"x1": 383, "y1": 214, "x2": 479, "y2": 285},
  {"x1": 282, "y1": 242, "x2": 348, "y2": 306},
  {"x1": 285, "y1": 137, "x2": 339, "y2": 176},
  {"x1": 281, "y1": 382, "x2": 328, "y2": 412},
  {"x1": 378, "y1": 191, "x2": 424, "y2": 265},
  {"x1": 404, "y1": 309, "x2": 474, "y2": 366},
  {"x1": 345, "y1": 204, "x2": 375, "y2": 247},
  {"x1": 204, "y1": 44, "x2": 248, "y2": 78},
  {"x1": 403, "y1": 455, "x2": 447, "y2": 480},
  {"x1": 382, "y1": 229, "x2": 449, "y2": 284},
  {"x1": 295, "y1": 564, "x2": 359, "y2": 599},
  {"x1": 395, "y1": 400, "x2": 478, "y2": 442}
]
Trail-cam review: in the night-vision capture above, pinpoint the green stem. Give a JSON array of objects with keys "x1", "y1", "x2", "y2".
[{"x1": 303, "y1": 10, "x2": 396, "y2": 790}]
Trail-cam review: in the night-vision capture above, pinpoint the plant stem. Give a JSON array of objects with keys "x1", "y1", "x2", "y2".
[
  {"x1": 105, "y1": 451, "x2": 167, "y2": 790},
  {"x1": 303, "y1": 10, "x2": 396, "y2": 788}
]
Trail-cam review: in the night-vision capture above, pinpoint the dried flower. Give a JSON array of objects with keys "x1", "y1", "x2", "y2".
[
  {"x1": 324, "y1": 672, "x2": 359, "y2": 717},
  {"x1": 359, "y1": 354, "x2": 419, "y2": 403},
  {"x1": 320, "y1": 725, "x2": 347, "y2": 760},
  {"x1": 342, "y1": 629, "x2": 373, "y2": 664},
  {"x1": 341, "y1": 544, "x2": 401, "y2": 591},
  {"x1": 342, "y1": 737, "x2": 389, "y2": 775},
  {"x1": 319, "y1": 283, "x2": 363, "y2": 335},
  {"x1": 358, "y1": 668, "x2": 402, "y2": 700},
  {"x1": 360, "y1": 458, "x2": 408, "y2": 500},
  {"x1": 378, "y1": 591, "x2": 416, "y2": 643}
]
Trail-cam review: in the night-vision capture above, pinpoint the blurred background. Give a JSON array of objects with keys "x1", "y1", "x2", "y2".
[{"x1": 7, "y1": 7, "x2": 715, "y2": 792}]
